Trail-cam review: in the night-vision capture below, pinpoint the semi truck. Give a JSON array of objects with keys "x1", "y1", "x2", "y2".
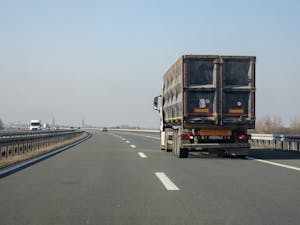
[{"x1": 153, "y1": 55, "x2": 256, "y2": 158}]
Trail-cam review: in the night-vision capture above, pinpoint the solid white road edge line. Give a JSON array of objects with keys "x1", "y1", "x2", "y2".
[
  {"x1": 155, "y1": 172, "x2": 180, "y2": 191},
  {"x1": 138, "y1": 152, "x2": 147, "y2": 158},
  {"x1": 246, "y1": 156, "x2": 300, "y2": 172},
  {"x1": 130, "y1": 145, "x2": 136, "y2": 148}
]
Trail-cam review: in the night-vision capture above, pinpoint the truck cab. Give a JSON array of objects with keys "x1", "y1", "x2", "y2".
[{"x1": 29, "y1": 120, "x2": 42, "y2": 131}]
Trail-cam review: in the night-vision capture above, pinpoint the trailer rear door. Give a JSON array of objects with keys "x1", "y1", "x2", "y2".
[
  {"x1": 183, "y1": 56, "x2": 219, "y2": 123},
  {"x1": 221, "y1": 56, "x2": 255, "y2": 126}
]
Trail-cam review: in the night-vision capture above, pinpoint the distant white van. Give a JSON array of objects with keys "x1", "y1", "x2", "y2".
[{"x1": 29, "y1": 120, "x2": 42, "y2": 130}]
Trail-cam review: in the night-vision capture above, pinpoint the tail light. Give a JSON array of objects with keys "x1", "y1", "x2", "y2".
[
  {"x1": 238, "y1": 134, "x2": 251, "y2": 140},
  {"x1": 181, "y1": 134, "x2": 194, "y2": 140}
]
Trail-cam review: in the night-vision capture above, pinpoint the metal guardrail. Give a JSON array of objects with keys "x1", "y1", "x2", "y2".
[
  {"x1": 251, "y1": 133, "x2": 300, "y2": 142},
  {"x1": 0, "y1": 130, "x2": 85, "y2": 160},
  {"x1": 251, "y1": 133, "x2": 300, "y2": 151},
  {"x1": 0, "y1": 129, "x2": 76, "y2": 138},
  {"x1": 0, "y1": 132, "x2": 91, "y2": 178}
]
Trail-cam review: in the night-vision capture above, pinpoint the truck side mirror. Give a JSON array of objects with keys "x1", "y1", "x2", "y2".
[{"x1": 153, "y1": 96, "x2": 161, "y2": 111}]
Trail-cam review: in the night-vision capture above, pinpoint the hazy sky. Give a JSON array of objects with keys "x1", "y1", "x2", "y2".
[{"x1": 1, "y1": 0, "x2": 300, "y2": 127}]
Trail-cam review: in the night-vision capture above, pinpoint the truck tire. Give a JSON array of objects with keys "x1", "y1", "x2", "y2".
[
  {"x1": 173, "y1": 130, "x2": 179, "y2": 157},
  {"x1": 165, "y1": 133, "x2": 172, "y2": 152},
  {"x1": 173, "y1": 130, "x2": 189, "y2": 158},
  {"x1": 178, "y1": 148, "x2": 189, "y2": 158}
]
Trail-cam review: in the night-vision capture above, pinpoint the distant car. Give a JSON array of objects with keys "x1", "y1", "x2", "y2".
[{"x1": 101, "y1": 127, "x2": 108, "y2": 132}]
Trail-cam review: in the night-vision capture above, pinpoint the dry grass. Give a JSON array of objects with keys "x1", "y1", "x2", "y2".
[{"x1": 0, "y1": 132, "x2": 88, "y2": 169}]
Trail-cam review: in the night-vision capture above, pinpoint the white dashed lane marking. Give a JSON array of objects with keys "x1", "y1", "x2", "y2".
[
  {"x1": 138, "y1": 152, "x2": 147, "y2": 158},
  {"x1": 130, "y1": 145, "x2": 136, "y2": 148},
  {"x1": 155, "y1": 172, "x2": 180, "y2": 191}
]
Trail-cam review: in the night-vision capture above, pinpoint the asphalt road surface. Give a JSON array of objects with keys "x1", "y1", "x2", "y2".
[{"x1": 1, "y1": 131, "x2": 300, "y2": 225}]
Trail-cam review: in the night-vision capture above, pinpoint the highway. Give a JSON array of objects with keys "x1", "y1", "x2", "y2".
[{"x1": 1, "y1": 131, "x2": 300, "y2": 225}]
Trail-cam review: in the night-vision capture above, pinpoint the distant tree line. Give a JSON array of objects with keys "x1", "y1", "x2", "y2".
[{"x1": 255, "y1": 116, "x2": 300, "y2": 134}]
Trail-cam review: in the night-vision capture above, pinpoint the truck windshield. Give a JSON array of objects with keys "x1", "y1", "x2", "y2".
[{"x1": 31, "y1": 123, "x2": 41, "y2": 126}]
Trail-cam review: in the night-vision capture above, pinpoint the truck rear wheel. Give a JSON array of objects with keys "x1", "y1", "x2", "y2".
[
  {"x1": 173, "y1": 130, "x2": 188, "y2": 158},
  {"x1": 178, "y1": 148, "x2": 188, "y2": 158},
  {"x1": 165, "y1": 132, "x2": 172, "y2": 152}
]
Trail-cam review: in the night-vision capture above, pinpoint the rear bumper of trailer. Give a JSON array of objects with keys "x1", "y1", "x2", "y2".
[
  {"x1": 182, "y1": 143, "x2": 250, "y2": 156},
  {"x1": 182, "y1": 143, "x2": 250, "y2": 149}
]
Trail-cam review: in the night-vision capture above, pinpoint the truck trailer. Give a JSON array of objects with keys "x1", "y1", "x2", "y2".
[{"x1": 153, "y1": 55, "x2": 256, "y2": 158}]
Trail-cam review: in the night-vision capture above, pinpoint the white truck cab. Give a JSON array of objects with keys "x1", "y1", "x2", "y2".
[{"x1": 29, "y1": 120, "x2": 42, "y2": 130}]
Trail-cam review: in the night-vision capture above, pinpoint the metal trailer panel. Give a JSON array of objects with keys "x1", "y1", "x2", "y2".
[
  {"x1": 163, "y1": 56, "x2": 184, "y2": 123},
  {"x1": 162, "y1": 55, "x2": 256, "y2": 130},
  {"x1": 221, "y1": 56, "x2": 256, "y2": 128},
  {"x1": 183, "y1": 55, "x2": 220, "y2": 127}
]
